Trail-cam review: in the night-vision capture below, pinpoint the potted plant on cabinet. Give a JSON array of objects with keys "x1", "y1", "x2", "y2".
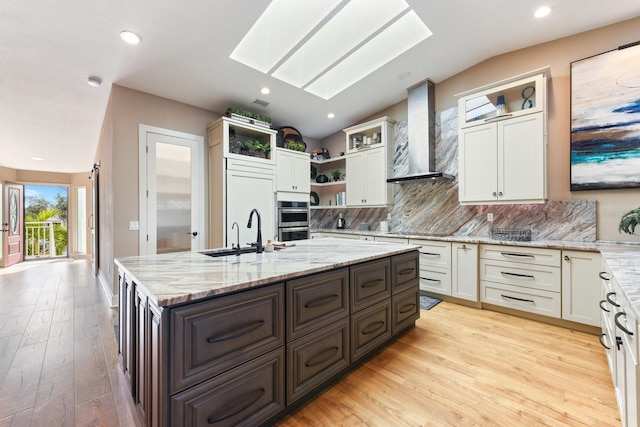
[{"x1": 331, "y1": 170, "x2": 342, "y2": 182}]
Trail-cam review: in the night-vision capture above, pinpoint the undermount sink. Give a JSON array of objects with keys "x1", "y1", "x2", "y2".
[{"x1": 201, "y1": 246, "x2": 258, "y2": 258}]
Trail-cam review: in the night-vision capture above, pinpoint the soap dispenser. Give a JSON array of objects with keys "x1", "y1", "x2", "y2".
[{"x1": 337, "y1": 213, "x2": 345, "y2": 229}]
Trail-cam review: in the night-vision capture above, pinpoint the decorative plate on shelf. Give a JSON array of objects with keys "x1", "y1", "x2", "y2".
[
  {"x1": 311, "y1": 165, "x2": 317, "y2": 180},
  {"x1": 310, "y1": 191, "x2": 320, "y2": 206}
]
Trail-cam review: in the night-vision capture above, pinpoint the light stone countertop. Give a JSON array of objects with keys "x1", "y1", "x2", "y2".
[{"x1": 114, "y1": 238, "x2": 420, "y2": 307}]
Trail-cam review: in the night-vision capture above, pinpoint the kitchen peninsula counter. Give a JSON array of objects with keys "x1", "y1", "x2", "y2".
[{"x1": 115, "y1": 238, "x2": 421, "y2": 426}]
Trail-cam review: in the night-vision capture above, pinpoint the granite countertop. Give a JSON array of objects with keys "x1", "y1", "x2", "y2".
[
  {"x1": 597, "y1": 243, "x2": 640, "y2": 320},
  {"x1": 313, "y1": 228, "x2": 600, "y2": 251},
  {"x1": 114, "y1": 238, "x2": 420, "y2": 307}
]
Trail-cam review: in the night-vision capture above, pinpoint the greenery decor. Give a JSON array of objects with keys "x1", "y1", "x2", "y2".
[
  {"x1": 225, "y1": 107, "x2": 272, "y2": 124},
  {"x1": 286, "y1": 140, "x2": 306, "y2": 152},
  {"x1": 234, "y1": 138, "x2": 270, "y2": 157},
  {"x1": 331, "y1": 169, "x2": 342, "y2": 181},
  {"x1": 619, "y1": 207, "x2": 640, "y2": 235}
]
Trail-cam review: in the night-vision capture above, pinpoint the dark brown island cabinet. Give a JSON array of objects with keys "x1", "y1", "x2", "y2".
[{"x1": 117, "y1": 250, "x2": 419, "y2": 426}]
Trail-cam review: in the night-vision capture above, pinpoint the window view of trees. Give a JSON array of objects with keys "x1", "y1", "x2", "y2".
[{"x1": 24, "y1": 186, "x2": 68, "y2": 257}]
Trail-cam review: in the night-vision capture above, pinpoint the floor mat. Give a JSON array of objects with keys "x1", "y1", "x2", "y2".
[{"x1": 420, "y1": 295, "x2": 442, "y2": 310}]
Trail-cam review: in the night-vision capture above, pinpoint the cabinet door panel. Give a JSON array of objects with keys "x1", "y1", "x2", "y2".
[
  {"x1": 452, "y1": 243, "x2": 478, "y2": 301},
  {"x1": 351, "y1": 300, "x2": 392, "y2": 362},
  {"x1": 276, "y1": 149, "x2": 294, "y2": 192},
  {"x1": 561, "y1": 250, "x2": 601, "y2": 327},
  {"x1": 392, "y1": 288, "x2": 420, "y2": 335},
  {"x1": 171, "y1": 349, "x2": 284, "y2": 427},
  {"x1": 293, "y1": 153, "x2": 311, "y2": 194},
  {"x1": 287, "y1": 268, "x2": 349, "y2": 341},
  {"x1": 350, "y1": 258, "x2": 391, "y2": 312},
  {"x1": 459, "y1": 124, "x2": 498, "y2": 203},
  {"x1": 391, "y1": 251, "x2": 419, "y2": 295},
  {"x1": 362, "y1": 148, "x2": 386, "y2": 205},
  {"x1": 170, "y1": 284, "x2": 284, "y2": 394},
  {"x1": 286, "y1": 319, "x2": 350, "y2": 405},
  {"x1": 346, "y1": 153, "x2": 366, "y2": 206},
  {"x1": 498, "y1": 112, "x2": 545, "y2": 201},
  {"x1": 226, "y1": 170, "x2": 275, "y2": 247}
]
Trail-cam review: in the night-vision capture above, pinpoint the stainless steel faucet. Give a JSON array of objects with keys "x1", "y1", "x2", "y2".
[
  {"x1": 231, "y1": 222, "x2": 240, "y2": 256},
  {"x1": 247, "y1": 209, "x2": 263, "y2": 253}
]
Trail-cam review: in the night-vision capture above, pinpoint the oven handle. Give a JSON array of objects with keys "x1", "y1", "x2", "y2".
[
  {"x1": 279, "y1": 226, "x2": 310, "y2": 232},
  {"x1": 279, "y1": 208, "x2": 309, "y2": 214}
]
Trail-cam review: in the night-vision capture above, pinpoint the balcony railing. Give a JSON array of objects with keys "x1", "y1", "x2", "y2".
[{"x1": 25, "y1": 221, "x2": 67, "y2": 258}]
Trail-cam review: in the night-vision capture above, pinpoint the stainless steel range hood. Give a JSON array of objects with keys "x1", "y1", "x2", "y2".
[{"x1": 387, "y1": 79, "x2": 453, "y2": 183}]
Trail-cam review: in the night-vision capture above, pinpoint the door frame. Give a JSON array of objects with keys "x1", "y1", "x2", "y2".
[{"x1": 138, "y1": 125, "x2": 206, "y2": 256}]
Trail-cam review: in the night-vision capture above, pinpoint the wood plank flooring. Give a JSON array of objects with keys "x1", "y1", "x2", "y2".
[{"x1": 0, "y1": 258, "x2": 619, "y2": 426}]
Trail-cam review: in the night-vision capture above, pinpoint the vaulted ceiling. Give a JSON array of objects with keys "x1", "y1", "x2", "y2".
[{"x1": 2, "y1": 0, "x2": 639, "y2": 173}]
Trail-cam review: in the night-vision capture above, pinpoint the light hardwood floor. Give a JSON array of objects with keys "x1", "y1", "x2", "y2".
[{"x1": 0, "y1": 258, "x2": 619, "y2": 426}]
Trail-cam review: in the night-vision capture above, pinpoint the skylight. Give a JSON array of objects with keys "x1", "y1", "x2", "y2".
[{"x1": 229, "y1": 0, "x2": 433, "y2": 100}]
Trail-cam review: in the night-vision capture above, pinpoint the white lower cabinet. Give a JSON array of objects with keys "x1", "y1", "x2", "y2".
[
  {"x1": 451, "y1": 243, "x2": 478, "y2": 301},
  {"x1": 599, "y1": 263, "x2": 639, "y2": 427},
  {"x1": 561, "y1": 250, "x2": 601, "y2": 327},
  {"x1": 480, "y1": 244, "x2": 561, "y2": 318}
]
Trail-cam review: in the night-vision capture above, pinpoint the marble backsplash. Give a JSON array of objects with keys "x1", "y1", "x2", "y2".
[{"x1": 311, "y1": 107, "x2": 596, "y2": 242}]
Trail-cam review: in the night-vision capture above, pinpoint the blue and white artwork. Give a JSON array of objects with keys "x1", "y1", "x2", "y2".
[{"x1": 570, "y1": 42, "x2": 640, "y2": 190}]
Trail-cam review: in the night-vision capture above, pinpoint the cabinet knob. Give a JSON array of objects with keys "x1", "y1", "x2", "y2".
[
  {"x1": 498, "y1": 191, "x2": 503, "y2": 197},
  {"x1": 462, "y1": 244, "x2": 467, "y2": 249},
  {"x1": 564, "y1": 255, "x2": 570, "y2": 261},
  {"x1": 492, "y1": 192, "x2": 497, "y2": 197}
]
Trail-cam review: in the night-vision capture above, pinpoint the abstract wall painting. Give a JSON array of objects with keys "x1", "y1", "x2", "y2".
[{"x1": 570, "y1": 41, "x2": 640, "y2": 190}]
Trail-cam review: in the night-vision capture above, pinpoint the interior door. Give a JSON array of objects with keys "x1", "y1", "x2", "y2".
[
  {"x1": 2, "y1": 182, "x2": 24, "y2": 267},
  {"x1": 142, "y1": 129, "x2": 205, "y2": 255},
  {"x1": 90, "y1": 165, "x2": 99, "y2": 275}
]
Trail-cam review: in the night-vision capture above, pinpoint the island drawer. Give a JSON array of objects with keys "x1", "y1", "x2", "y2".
[
  {"x1": 480, "y1": 259, "x2": 560, "y2": 292},
  {"x1": 171, "y1": 348, "x2": 284, "y2": 427},
  {"x1": 286, "y1": 318, "x2": 350, "y2": 405},
  {"x1": 350, "y1": 258, "x2": 391, "y2": 313},
  {"x1": 351, "y1": 299, "x2": 392, "y2": 362},
  {"x1": 409, "y1": 239, "x2": 451, "y2": 269},
  {"x1": 480, "y1": 281, "x2": 561, "y2": 318},
  {"x1": 391, "y1": 251, "x2": 419, "y2": 295},
  {"x1": 287, "y1": 268, "x2": 349, "y2": 342},
  {"x1": 480, "y1": 244, "x2": 560, "y2": 267},
  {"x1": 392, "y1": 287, "x2": 420, "y2": 335},
  {"x1": 170, "y1": 284, "x2": 284, "y2": 394}
]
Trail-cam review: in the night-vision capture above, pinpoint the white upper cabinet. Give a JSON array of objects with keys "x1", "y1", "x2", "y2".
[
  {"x1": 275, "y1": 147, "x2": 310, "y2": 195},
  {"x1": 457, "y1": 68, "x2": 549, "y2": 204},
  {"x1": 344, "y1": 117, "x2": 395, "y2": 207}
]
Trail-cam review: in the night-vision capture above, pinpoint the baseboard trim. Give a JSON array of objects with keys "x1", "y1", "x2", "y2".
[{"x1": 97, "y1": 270, "x2": 118, "y2": 307}]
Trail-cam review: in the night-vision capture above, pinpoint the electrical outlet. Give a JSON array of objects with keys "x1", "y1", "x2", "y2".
[
  {"x1": 487, "y1": 213, "x2": 494, "y2": 222},
  {"x1": 129, "y1": 221, "x2": 140, "y2": 231}
]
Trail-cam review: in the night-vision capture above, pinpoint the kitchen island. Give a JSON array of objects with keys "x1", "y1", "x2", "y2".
[{"x1": 115, "y1": 238, "x2": 420, "y2": 426}]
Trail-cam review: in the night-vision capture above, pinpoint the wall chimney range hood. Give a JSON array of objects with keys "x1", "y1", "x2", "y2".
[{"x1": 387, "y1": 79, "x2": 453, "y2": 183}]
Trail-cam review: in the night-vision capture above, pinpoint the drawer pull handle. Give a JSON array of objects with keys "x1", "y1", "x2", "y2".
[
  {"x1": 305, "y1": 294, "x2": 339, "y2": 308},
  {"x1": 207, "y1": 387, "x2": 265, "y2": 424},
  {"x1": 399, "y1": 303, "x2": 416, "y2": 314},
  {"x1": 422, "y1": 252, "x2": 440, "y2": 257},
  {"x1": 361, "y1": 279, "x2": 384, "y2": 289},
  {"x1": 606, "y1": 292, "x2": 620, "y2": 308},
  {"x1": 362, "y1": 320, "x2": 386, "y2": 335},
  {"x1": 501, "y1": 252, "x2": 535, "y2": 259},
  {"x1": 599, "y1": 300, "x2": 610, "y2": 313},
  {"x1": 206, "y1": 320, "x2": 265, "y2": 343},
  {"x1": 305, "y1": 346, "x2": 339, "y2": 368},
  {"x1": 398, "y1": 268, "x2": 415, "y2": 276},
  {"x1": 501, "y1": 294, "x2": 535, "y2": 304},
  {"x1": 599, "y1": 333, "x2": 610, "y2": 350},
  {"x1": 599, "y1": 271, "x2": 611, "y2": 281},
  {"x1": 501, "y1": 271, "x2": 535, "y2": 279},
  {"x1": 614, "y1": 312, "x2": 634, "y2": 336},
  {"x1": 422, "y1": 277, "x2": 441, "y2": 284}
]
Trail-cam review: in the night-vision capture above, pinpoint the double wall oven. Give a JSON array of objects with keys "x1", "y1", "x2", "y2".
[{"x1": 277, "y1": 201, "x2": 309, "y2": 241}]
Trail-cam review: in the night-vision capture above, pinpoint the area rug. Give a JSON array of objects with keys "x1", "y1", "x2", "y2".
[{"x1": 420, "y1": 295, "x2": 442, "y2": 310}]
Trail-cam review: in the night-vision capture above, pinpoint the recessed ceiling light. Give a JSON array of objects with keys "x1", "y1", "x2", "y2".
[
  {"x1": 397, "y1": 71, "x2": 411, "y2": 80},
  {"x1": 327, "y1": 113, "x2": 335, "y2": 119},
  {"x1": 534, "y1": 6, "x2": 551, "y2": 18},
  {"x1": 87, "y1": 76, "x2": 102, "y2": 87},
  {"x1": 32, "y1": 157, "x2": 43, "y2": 161},
  {"x1": 260, "y1": 87, "x2": 270, "y2": 95},
  {"x1": 120, "y1": 30, "x2": 142, "y2": 45}
]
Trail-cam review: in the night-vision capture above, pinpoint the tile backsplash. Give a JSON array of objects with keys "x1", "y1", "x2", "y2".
[{"x1": 311, "y1": 106, "x2": 596, "y2": 242}]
